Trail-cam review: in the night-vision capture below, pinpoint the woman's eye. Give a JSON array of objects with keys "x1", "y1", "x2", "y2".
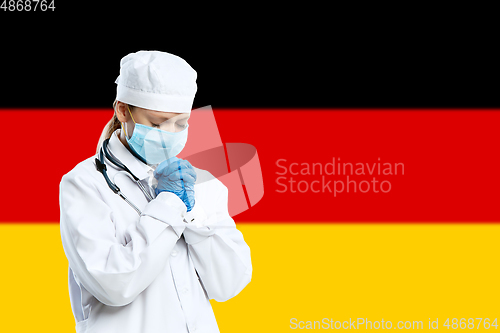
[{"x1": 152, "y1": 123, "x2": 160, "y2": 127}]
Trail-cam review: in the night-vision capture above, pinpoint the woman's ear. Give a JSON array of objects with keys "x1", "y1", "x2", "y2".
[{"x1": 115, "y1": 101, "x2": 129, "y2": 122}]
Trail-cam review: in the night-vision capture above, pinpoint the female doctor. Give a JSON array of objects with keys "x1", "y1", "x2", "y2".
[{"x1": 59, "y1": 51, "x2": 252, "y2": 333}]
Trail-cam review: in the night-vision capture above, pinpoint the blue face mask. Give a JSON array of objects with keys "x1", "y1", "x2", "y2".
[{"x1": 123, "y1": 107, "x2": 189, "y2": 165}]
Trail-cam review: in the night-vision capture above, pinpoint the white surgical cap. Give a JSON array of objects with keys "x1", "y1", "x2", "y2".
[{"x1": 115, "y1": 50, "x2": 197, "y2": 113}]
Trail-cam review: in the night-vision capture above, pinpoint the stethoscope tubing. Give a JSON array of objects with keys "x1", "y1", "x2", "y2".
[{"x1": 95, "y1": 139, "x2": 155, "y2": 215}]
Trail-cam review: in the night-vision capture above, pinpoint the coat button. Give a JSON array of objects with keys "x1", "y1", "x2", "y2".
[{"x1": 171, "y1": 250, "x2": 178, "y2": 257}]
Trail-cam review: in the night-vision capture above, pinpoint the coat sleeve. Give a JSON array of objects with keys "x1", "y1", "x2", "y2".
[
  {"x1": 59, "y1": 170, "x2": 188, "y2": 307},
  {"x1": 182, "y1": 178, "x2": 252, "y2": 302}
]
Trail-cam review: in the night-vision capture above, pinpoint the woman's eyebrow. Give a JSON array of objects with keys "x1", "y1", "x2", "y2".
[{"x1": 150, "y1": 114, "x2": 190, "y2": 122}]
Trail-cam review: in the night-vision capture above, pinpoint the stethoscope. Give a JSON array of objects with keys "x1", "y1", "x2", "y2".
[{"x1": 95, "y1": 138, "x2": 154, "y2": 216}]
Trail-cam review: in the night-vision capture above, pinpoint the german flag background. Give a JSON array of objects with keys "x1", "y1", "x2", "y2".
[{"x1": 1, "y1": 6, "x2": 499, "y2": 332}]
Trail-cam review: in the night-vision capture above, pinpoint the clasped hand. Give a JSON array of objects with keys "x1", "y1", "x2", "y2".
[{"x1": 154, "y1": 157, "x2": 197, "y2": 212}]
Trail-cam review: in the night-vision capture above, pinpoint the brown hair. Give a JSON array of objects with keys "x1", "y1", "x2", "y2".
[
  {"x1": 106, "y1": 101, "x2": 137, "y2": 138},
  {"x1": 96, "y1": 102, "x2": 135, "y2": 154},
  {"x1": 105, "y1": 114, "x2": 122, "y2": 140}
]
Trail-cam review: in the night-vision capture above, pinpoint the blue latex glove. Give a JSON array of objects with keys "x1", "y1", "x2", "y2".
[{"x1": 154, "y1": 157, "x2": 197, "y2": 212}]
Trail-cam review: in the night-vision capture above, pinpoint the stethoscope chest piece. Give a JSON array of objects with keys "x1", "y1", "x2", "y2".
[{"x1": 95, "y1": 138, "x2": 154, "y2": 216}]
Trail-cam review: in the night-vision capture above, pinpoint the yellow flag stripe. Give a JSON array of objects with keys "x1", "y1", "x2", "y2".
[{"x1": 1, "y1": 223, "x2": 498, "y2": 332}]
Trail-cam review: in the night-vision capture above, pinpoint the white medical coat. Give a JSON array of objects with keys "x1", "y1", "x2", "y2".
[{"x1": 59, "y1": 130, "x2": 252, "y2": 333}]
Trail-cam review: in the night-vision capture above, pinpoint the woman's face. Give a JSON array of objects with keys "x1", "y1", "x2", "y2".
[{"x1": 119, "y1": 103, "x2": 190, "y2": 138}]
